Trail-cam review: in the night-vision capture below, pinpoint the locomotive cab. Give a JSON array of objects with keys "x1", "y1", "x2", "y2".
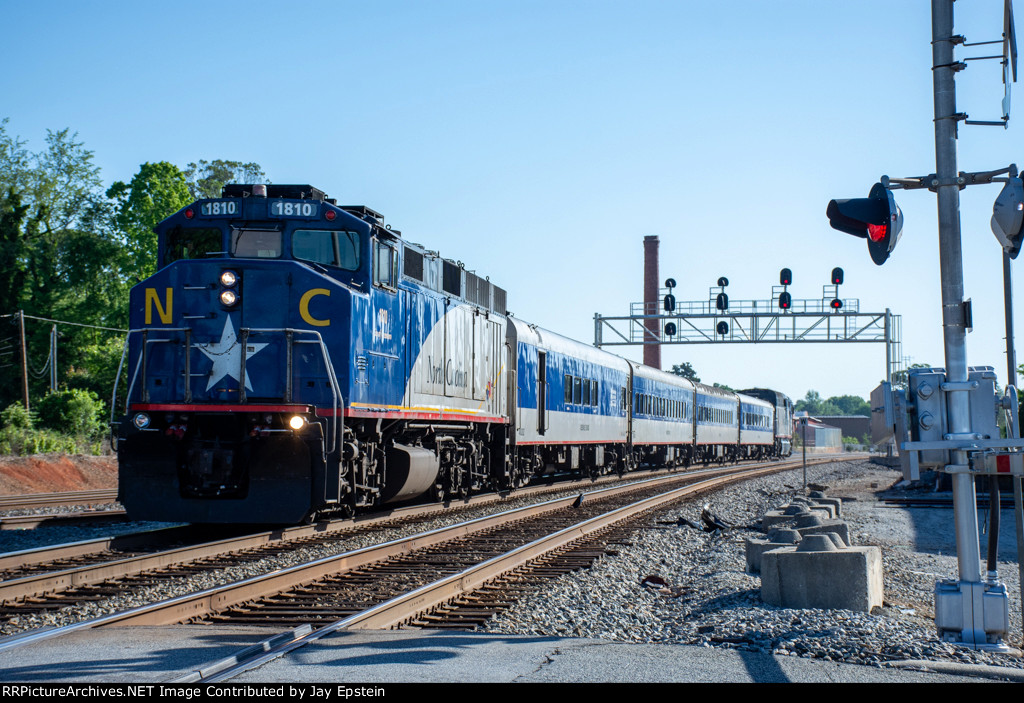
[
  {"x1": 116, "y1": 184, "x2": 511, "y2": 523},
  {"x1": 116, "y1": 185, "x2": 377, "y2": 523}
]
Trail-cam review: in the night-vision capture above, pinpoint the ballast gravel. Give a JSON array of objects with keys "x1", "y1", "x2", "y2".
[
  {"x1": 4, "y1": 457, "x2": 1024, "y2": 675},
  {"x1": 482, "y1": 458, "x2": 1024, "y2": 671}
]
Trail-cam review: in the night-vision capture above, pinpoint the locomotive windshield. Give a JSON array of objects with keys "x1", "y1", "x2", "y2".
[
  {"x1": 164, "y1": 226, "x2": 222, "y2": 264},
  {"x1": 231, "y1": 228, "x2": 282, "y2": 258},
  {"x1": 292, "y1": 229, "x2": 361, "y2": 271}
]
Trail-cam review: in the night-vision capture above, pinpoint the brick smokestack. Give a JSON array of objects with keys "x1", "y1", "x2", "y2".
[{"x1": 643, "y1": 235, "x2": 661, "y2": 370}]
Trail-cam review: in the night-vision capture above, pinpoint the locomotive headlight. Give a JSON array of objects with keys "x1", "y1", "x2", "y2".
[
  {"x1": 220, "y1": 270, "x2": 238, "y2": 287},
  {"x1": 219, "y1": 289, "x2": 239, "y2": 306},
  {"x1": 133, "y1": 412, "x2": 151, "y2": 429},
  {"x1": 288, "y1": 415, "x2": 306, "y2": 431}
]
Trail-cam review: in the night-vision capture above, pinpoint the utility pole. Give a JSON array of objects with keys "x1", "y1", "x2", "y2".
[{"x1": 18, "y1": 310, "x2": 28, "y2": 411}]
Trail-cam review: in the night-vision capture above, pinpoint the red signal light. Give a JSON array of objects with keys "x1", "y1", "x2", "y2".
[
  {"x1": 830, "y1": 298, "x2": 843, "y2": 310},
  {"x1": 778, "y1": 292, "x2": 792, "y2": 310},
  {"x1": 867, "y1": 223, "x2": 886, "y2": 242}
]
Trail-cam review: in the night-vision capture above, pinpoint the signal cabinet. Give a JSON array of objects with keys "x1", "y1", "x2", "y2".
[{"x1": 905, "y1": 366, "x2": 1000, "y2": 470}]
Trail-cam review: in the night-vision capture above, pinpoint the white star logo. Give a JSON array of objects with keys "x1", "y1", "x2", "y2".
[{"x1": 195, "y1": 316, "x2": 268, "y2": 391}]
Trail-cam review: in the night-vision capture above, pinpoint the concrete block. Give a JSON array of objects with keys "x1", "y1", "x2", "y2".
[
  {"x1": 809, "y1": 490, "x2": 842, "y2": 517},
  {"x1": 760, "y1": 535, "x2": 883, "y2": 612},
  {"x1": 745, "y1": 528, "x2": 801, "y2": 574},
  {"x1": 793, "y1": 514, "x2": 852, "y2": 546},
  {"x1": 761, "y1": 504, "x2": 830, "y2": 531}
]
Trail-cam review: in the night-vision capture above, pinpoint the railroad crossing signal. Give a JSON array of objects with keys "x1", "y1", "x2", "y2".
[
  {"x1": 826, "y1": 182, "x2": 904, "y2": 265},
  {"x1": 992, "y1": 175, "x2": 1024, "y2": 257}
]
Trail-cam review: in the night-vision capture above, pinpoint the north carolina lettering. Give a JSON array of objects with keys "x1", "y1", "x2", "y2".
[{"x1": 427, "y1": 355, "x2": 467, "y2": 388}]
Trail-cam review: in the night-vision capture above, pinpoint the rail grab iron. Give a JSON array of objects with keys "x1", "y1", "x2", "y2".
[{"x1": 111, "y1": 326, "x2": 342, "y2": 454}]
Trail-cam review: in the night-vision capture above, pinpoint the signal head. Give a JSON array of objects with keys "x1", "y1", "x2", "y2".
[
  {"x1": 992, "y1": 176, "x2": 1024, "y2": 258},
  {"x1": 778, "y1": 291, "x2": 792, "y2": 310},
  {"x1": 665, "y1": 278, "x2": 677, "y2": 289},
  {"x1": 716, "y1": 292, "x2": 729, "y2": 311},
  {"x1": 831, "y1": 267, "x2": 844, "y2": 285},
  {"x1": 716, "y1": 321, "x2": 729, "y2": 335},
  {"x1": 826, "y1": 182, "x2": 903, "y2": 265},
  {"x1": 717, "y1": 276, "x2": 729, "y2": 287},
  {"x1": 779, "y1": 268, "x2": 792, "y2": 286},
  {"x1": 665, "y1": 322, "x2": 677, "y2": 336},
  {"x1": 664, "y1": 294, "x2": 676, "y2": 312},
  {"x1": 830, "y1": 298, "x2": 843, "y2": 310}
]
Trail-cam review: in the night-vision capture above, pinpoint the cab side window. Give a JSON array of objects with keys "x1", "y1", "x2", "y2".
[
  {"x1": 374, "y1": 240, "x2": 398, "y2": 288},
  {"x1": 293, "y1": 230, "x2": 362, "y2": 271}
]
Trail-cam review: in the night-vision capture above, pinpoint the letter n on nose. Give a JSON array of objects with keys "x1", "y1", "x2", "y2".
[{"x1": 145, "y1": 288, "x2": 173, "y2": 324}]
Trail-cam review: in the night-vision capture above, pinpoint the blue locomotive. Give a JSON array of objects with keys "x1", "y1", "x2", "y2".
[{"x1": 114, "y1": 184, "x2": 793, "y2": 523}]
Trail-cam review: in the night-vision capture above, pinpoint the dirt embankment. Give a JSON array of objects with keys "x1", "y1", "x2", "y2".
[{"x1": 0, "y1": 455, "x2": 117, "y2": 495}]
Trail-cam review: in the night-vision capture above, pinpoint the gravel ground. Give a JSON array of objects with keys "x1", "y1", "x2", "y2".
[
  {"x1": 0, "y1": 482, "x2": 602, "y2": 636},
  {"x1": 5, "y1": 457, "x2": 1024, "y2": 674},
  {"x1": 481, "y1": 458, "x2": 1024, "y2": 670}
]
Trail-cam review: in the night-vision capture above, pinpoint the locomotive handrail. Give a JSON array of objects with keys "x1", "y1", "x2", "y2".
[
  {"x1": 111, "y1": 327, "x2": 194, "y2": 429},
  {"x1": 112, "y1": 326, "x2": 343, "y2": 455},
  {"x1": 245, "y1": 327, "x2": 343, "y2": 455}
]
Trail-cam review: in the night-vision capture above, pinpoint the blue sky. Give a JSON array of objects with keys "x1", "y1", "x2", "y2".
[{"x1": 1, "y1": 0, "x2": 1020, "y2": 403}]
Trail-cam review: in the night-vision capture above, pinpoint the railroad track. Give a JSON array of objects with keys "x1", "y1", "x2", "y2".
[
  {"x1": 0, "y1": 455, "x2": 851, "y2": 679},
  {"x1": 0, "y1": 456, "x2": 787, "y2": 608},
  {"x1": 0, "y1": 509, "x2": 128, "y2": 530},
  {"x1": 0, "y1": 490, "x2": 119, "y2": 512}
]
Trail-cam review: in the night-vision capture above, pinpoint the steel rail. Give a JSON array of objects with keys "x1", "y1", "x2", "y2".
[
  {"x1": 0, "y1": 489, "x2": 118, "y2": 511},
  {"x1": 0, "y1": 455, "x2": 851, "y2": 656},
  {"x1": 189, "y1": 460, "x2": 823, "y2": 682},
  {"x1": 342, "y1": 463, "x2": 789, "y2": 630},
  {"x1": 0, "y1": 458, "x2": 784, "y2": 602},
  {"x1": 0, "y1": 509, "x2": 127, "y2": 530},
  {"x1": 0, "y1": 526, "x2": 197, "y2": 574}
]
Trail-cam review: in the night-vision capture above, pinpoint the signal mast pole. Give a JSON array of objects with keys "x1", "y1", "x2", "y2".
[{"x1": 932, "y1": 0, "x2": 988, "y2": 645}]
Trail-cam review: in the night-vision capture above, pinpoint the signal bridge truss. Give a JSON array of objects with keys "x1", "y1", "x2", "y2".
[{"x1": 594, "y1": 290, "x2": 904, "y2": 383}]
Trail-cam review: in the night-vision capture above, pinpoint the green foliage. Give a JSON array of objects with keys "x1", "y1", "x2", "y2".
[
  {"x1": 0, "y1": 401, "x2": 87, "y2": 455},
  {"x1": 712, "y1": 382, "x2": 734, "y2": 392},
  {"x1": 35, "y1": 388, "x2": 105, "y2": 439},
  {"x1": 0, "y1": 402, "x2": 31, "y2": 429},
  {"x1": 669, "y1": 362, "x2": 700, "y2": 382},
  {"x1": 107, "y1": 161, "x2": 191, "y2": 277},
  {"x1": 829, "y1": 394, "x2": 871, "y2": 416},
  {"x1": 794, "y1": 389, "x2": 869, "y2": 417},
  {"x1": 0, "y1": 118, "x2": 270, "y2": 447},
  {"x1": 184, "y1": 160, "x2": 268, "y2": 200}
]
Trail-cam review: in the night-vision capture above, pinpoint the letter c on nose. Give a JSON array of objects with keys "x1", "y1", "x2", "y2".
[{"x1": 300, "y1": 288, "x2": 331, "y2": 327}]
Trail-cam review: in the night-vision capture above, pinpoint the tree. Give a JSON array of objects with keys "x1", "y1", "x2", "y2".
[
  {"x1": 183, "y1": 159, "x2": 268, "y2": 200},
  {"x1": 669, "y1": 362, "x2": 700, "y2": 382},
  {"x1": 0, "y1": 119, "x2": 125, "y2": 412},
  {"x1": 107, "y1": 162, "x2": 191, "y2": 277},
  {"x1": 830, "y1": 394, "x2": 871, "y2": 416},
  {"x1": 794, "y1": 390, "x2": 842, "y2": 416}
]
